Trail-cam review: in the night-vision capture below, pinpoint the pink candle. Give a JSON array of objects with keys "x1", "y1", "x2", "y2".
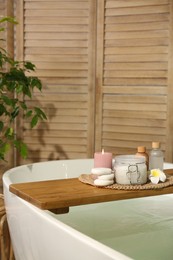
[{"x1": 94, "y1": 149, "x2": 112, "y2": 169}]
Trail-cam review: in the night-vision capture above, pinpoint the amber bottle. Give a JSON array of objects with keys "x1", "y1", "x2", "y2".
[{"x1": 136, "y1": 146, "x2": 149, "y2": 170}]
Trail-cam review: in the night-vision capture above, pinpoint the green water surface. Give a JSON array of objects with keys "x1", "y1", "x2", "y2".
[{"x1": 55, "y1": 195, "x2": 173, "y2": 260}]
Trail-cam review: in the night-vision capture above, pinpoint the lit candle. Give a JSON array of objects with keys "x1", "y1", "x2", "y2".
[{"x1": 94, "y1": 149, "x2": 113, "y2": 169}]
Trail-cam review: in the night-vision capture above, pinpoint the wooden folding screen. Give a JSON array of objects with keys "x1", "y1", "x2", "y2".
[{"x1": 2, "y1": 0, "x2": 173, "y2": 164}]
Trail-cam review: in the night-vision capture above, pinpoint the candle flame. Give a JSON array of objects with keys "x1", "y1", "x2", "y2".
[{"x1": 102, "y1": 148, "x2": 104, "y2": 154}]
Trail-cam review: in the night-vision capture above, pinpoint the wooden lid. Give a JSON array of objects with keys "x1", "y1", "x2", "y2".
[
  {"x1": 152, "y1": 142, "x2": 160, "y2": 149},
  {"x1": 137, "y1": 146, "x2": 146, "y2": 153}
]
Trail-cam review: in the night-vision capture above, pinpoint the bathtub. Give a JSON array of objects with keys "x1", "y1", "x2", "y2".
[{"x1": 3, "y1": 159, "x2": 173, "y2": 260}]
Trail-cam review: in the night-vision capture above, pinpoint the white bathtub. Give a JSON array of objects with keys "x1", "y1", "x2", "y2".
[{"x1": 3, "y1": 159, "x2": 173, "y2": 260}]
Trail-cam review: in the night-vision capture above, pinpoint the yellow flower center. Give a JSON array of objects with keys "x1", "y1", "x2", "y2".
[{"x1": 151, "y1": 169, "x2": 160, "y2": 177}]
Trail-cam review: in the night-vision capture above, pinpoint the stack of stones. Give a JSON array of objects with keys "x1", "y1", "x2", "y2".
[{"x1": 91, "y1": 168, "x2": 115, "y2": 186}]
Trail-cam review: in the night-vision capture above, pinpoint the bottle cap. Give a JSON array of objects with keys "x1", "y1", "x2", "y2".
[
  {"x1": 137, "y1": 146, "x2": 146, "y2": 153},
  {"x1": 152, "y1": 142, "x2": 160, "y2": 149}
]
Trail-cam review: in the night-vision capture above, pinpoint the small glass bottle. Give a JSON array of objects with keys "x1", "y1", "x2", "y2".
[
  {"x1": 136, "y1": 146, "x2": 149, "y2": 170},
  {"x1": 149, "y1": 142, "x2": 164, "y2": 171}
]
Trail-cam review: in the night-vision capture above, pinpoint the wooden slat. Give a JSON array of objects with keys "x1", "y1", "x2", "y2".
[
  {"x1": 25, "y1": 25, "x2": 88, "y2": 33},
  {"x1": 103, "y1": 110, "x2": 166, "y2": 120},
  {"x1": 104, "y1": 62, "x2": 167, "y2": 70},
  {"x1": 31, "y1": 70, "x2": 88, "y2": 78},
  {"x1": 105, "y1": 54, "x2": 168, "y2": 62},
  {"x1": 104, "y1": 70, "x2": 167, "y2": 78},
  {"x1": 103, "y1": 86, "x2": 167, "y2": 95},
  {"x1": 25, "y1": 93, "x2": 88, "y2": 102},
  {"x1": 25, "y1": 54, "x2": 88, "y2": 62},
  {"x1": 24, "y1": 2, "x2": 89, "y2": 9},
  {"x1": 26, "y1": 143, "x2": 87, "y2": 152},
  {"x1": 105, "y1": 21, "x2": 169, "y2": 32},
  {"x1": 105, "y1": 37, "x2": 169, "y2": 46},
  {"x1": 104, "y1": 78, "x2": 167, "y2": 86},
  {"x1": 105, "y1": 30, "x2": 168, "y2": 40},
  {"x1": 105, "y1": 13, "x2": 169, "y2": 24},
  {"x1": 42, "y1": 84, "x2": 88, "y2": 93},
  {"x1": 106, "y1": 0, "x2": 169, "y2": 8},
  {"x1": 25, "y1": 17, "x2": 89, "y2": 25},
  {"x1": 26, "y1": 47, "x2": 88, "y2": 55},
  {"x1": 103, "y1": 95, "x2": 167, "y2": 104},
  {"x1": 25, "y1": 9, "x2": 89, "y2": 17},
  {"x1": 25, "y1": 101, "x2": 88, "y2": 109},
  {"x1": 103, "y1": 118, "x2": 167, "y2": 128},
  {"x1": 24, "y1": 122, "x2": 87, "y2": 131},
  {"x1": 25, "y1": 40, "x2": 88, "y2": 48},
  {"x1": 103, "y1": 132, "x2": 166, "y2": 143},
  {"x1": 103, "y1": 103, "x2": 166, "y2": 112},
  {"x1": 105, "y1": 46, "x2": 168, "y2": 55},
  {"x1": 102, "y1": 139, "x2": 166, "y2": 150},
  {"x1": 24, "y1": 137, "x2": 87, "y2": 145},
  {"x1": 105, "y1": 5, "x2": 169, "y2": 16},
  {"x1": 24, "y1": 130, "x2": 87, "y2": 138},
  {"x1": 103, "y1": 125, "x2": 166, "y2": 135}
]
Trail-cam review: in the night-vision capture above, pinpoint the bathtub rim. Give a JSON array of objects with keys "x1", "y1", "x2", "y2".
[{"x1": 3, "y1": 159, "x2": 132, "y2": 260}]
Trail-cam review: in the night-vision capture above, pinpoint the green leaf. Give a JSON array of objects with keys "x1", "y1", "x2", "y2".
[
  {"x1": 11, "y1": 106, "x2": 19, "y2": 119},
  {"x1": 1, "y1": 95, "x2": 13, "y2": 106},
  {"x1": 30, "y1": 77, "x2": 42, "y2": 90},
  {"x1": 0, "y1": 17, "x2": 18, "y2": 24},
  {"x1": 5, "y1": 127, "x2": 14, "y2": 138},
  {"x1": 20, "y1": 101, "x2": 27, "y2": 110},
  {"x1": 0, "y1": 121, "x2": 4, "y2": 131},
  {"x1": 0, "y1": 104, "x2": 6, "y2": 116},
  {"x1": 16, "y1": 84, "x2": 23, "y2": 93},
  {"x1": 31, "y1": 115, "x2": 38, "y2": 128},
  {"x1": 0, "y1": 143, "x2": 10, "y2": 160},
  {"x1": 20, "y1": 142, "x2": 28, "y2": 159},
  {"x1": 24, "y1": 61, "x2": 35, "y2": 71},
  {"x1": 14, "y1": 140, "x2": 28, "y2": 159},
  {"x1": 23, "y1": 85, "x2": 32, "y2": 98},
  {"x1": 34, "y1": 107, "x2": 47, "y2": 120},
  {"x1": 25, "y1": 110, "x2": 32, "y2": 118}
]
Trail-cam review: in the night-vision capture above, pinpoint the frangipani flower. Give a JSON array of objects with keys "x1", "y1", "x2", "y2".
[{"x1": 149, "y1": 169, "x2": 166, "y2": 184}]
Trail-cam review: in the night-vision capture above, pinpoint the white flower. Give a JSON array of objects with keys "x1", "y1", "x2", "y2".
[{"x1": 149, "y1": 169, "x2": 166, "y2": 184}]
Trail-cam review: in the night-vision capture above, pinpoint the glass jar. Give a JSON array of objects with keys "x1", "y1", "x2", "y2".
[{"x1": 114, "y1": 155, "x2": 147, "y2": 185}]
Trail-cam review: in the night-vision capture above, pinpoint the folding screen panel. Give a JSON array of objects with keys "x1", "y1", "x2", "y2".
[
  {"x1": 15, "y1": 0, "x2": 96, "y2": 163},
  {"x1": 95, "y1": 0, "x2": 173, "y2": 161}
]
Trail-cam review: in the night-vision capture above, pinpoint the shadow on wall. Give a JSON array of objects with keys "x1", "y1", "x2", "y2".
[
  {"x1": 25, "y1": 102, "x2": 68, "y2": 162},
  {"x1": 28, "y1": 144, "x2": 68, "y2": 162}
]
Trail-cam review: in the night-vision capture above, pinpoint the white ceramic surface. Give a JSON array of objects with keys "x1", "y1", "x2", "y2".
[
  {"x1": 3, "y1": 159, "x2": 131, "y2": 260},
  {"x1": 3, "y1": 160, "x2": 173, "y2": 260}
]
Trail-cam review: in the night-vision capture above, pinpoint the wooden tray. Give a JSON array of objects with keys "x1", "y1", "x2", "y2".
[{"x1": 9, "y1": 169, "x2": 173, "y2": 214}]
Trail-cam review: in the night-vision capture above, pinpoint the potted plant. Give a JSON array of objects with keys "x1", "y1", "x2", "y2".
[{"x1": 0, "y1": 17, "x2": 47, "y2": 161}]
